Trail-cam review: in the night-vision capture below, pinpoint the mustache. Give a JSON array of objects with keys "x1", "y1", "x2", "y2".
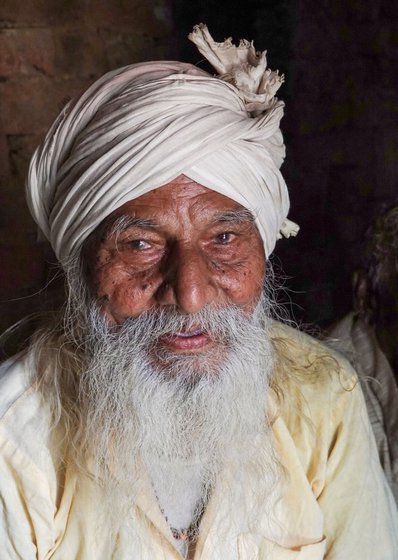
[{"x1": 108, "y1": 302, "x2": 265, "y2": 343}]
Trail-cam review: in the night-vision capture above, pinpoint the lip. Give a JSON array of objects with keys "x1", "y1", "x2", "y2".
[{"x1": 159, "y1": 330, "x2": 211, "y2": 351}]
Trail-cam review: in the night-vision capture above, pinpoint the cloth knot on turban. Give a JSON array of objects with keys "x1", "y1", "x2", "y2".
[{"x1": 26, "y1": 24, "x2": 298, "y2": 264}]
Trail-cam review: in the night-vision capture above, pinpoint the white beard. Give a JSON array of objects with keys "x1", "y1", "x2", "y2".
[{"x1": 65, "y1": 294, "x2": 277, "y2": 529}]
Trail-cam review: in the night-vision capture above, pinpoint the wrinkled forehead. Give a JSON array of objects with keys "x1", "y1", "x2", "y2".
[{"x1": 89, "y1": 175, "x2": 259, "y2": 243}]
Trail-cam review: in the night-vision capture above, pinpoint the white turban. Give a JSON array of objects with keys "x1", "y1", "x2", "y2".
[{"x1": 26, "y1": 24, "x2": 298, "y2": 264}]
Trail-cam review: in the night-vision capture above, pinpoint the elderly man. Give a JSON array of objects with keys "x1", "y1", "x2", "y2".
[
  {"x1": 328, "y1": 202, "x2": 398, "y2": 502},
  {"x1": 0, "y1": 25, "x2": 397, "y2": 559}
]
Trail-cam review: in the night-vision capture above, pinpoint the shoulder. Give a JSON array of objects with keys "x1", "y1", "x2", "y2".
[
  {"x1": 270, "y1": 320, "x2": 358, "y2": 389},
  {"x1": 269, "y1": 322, "x2": 376, "y2": 490},
  {"x1": 0, "y1": 351, "x2": 68, "y2": 556},
  {"x1": 0, "y1": 351, "x2": 37, "y2": 420},
  {"x1": 327, "y1": 311, "x2": 356, "y2": 340},
  {"x1": 327, "y1": 311, "x2": 366, "y2": 360},
  {"x1": 269, "y1": 321, "x2": 365, "y2": 431},
  {"x1": 0, "y1": 350, "x2": 55, "y2": 471}
]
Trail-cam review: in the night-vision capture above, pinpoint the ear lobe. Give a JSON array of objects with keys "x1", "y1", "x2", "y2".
[{"x1": 352, "y1": 269, "x2": 372, "y2": 319}]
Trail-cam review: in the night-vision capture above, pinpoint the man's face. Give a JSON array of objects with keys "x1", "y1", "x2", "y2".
[{"x1": 85, "y1": 174, "x2": 266, "y2": 356}]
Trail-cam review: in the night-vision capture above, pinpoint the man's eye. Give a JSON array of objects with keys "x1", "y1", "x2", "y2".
[
  {"x1": 124, "y1": 239, "x2": 151, "y2": 251},
  {"x1": 215, "y1": 232, "x2": 235, "y2": 244}
]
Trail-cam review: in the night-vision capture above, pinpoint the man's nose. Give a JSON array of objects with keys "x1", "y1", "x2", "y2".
[{"x1": 157, "y1": 245, "x2": 218, "y2": 313}]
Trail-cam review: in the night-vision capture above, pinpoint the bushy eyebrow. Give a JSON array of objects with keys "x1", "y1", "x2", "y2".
[
  {"x1": 102, "y1": 208, "x2": 255, "y2": 240},
  {"x1": 104, "y1": 214, "x2": 158, "y2": 239},
  {"x1": 211, "y1": 208, "x2": 255, "y2": 225}
]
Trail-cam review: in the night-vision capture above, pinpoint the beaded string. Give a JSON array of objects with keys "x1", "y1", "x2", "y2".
[{"x1": 170, "y1": 524, "x2": 197, "y2": 542}]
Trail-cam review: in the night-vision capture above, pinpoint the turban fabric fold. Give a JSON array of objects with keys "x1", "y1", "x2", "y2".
[{"x1": 26, "y1": 37, "x2": 297, "y2": 264}]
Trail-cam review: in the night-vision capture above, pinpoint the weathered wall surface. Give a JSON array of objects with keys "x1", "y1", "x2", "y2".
[
  {"x1": 0, "y1": 0, "x2": 397, "y2": 342},
  {"x1": 278, "y1": 0, "x2": 398, "y2": 326},
  {"x1": 0, "y1": 0, "x2": 175, "y2": 339}
]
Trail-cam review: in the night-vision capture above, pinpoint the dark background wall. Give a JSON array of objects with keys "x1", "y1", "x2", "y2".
[
  {"x1": 280, "y1": 0, "x2": 398, "y2": 327},
  {"x1": 1, "y1": 0, "x2": 397, "y2": 340}
]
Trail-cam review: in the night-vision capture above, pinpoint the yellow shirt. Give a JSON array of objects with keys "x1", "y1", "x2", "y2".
[
  {"x1": 0, "y1": 323, "x2": 397, "y2": 559},
  {"x1": 328, "y1": 312, "x2": 398, "y2": 501}
]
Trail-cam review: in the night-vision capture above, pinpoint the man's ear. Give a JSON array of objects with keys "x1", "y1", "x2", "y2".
[{"x1": 353, "y1": 268, "x2": 372, "y2": 319}]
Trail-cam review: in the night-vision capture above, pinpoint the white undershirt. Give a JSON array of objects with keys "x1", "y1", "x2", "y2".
[{"x1": 146, "y1": 460, "x2": 204, "y2": 558}]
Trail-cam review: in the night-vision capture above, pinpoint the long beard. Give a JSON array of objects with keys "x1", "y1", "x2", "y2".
[
  {"x1": 36, "y1": 260, "x2": 280, "y2": 528},
  {"x1": 71, "y1": 295, "x2": 277, "y2": 516}
]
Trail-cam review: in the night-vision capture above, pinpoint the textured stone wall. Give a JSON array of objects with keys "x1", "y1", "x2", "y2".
[{"x1": 0, "y1": 0, "x2": 175, "y2": 340}]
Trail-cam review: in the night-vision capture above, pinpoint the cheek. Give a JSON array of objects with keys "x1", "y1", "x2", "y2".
[
  {"x1": 218, "y1": 249, "x2": 266, "y2": 306},
  {"x1": 92, "y1": 264, "x2": 159, "y2": 321}
]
